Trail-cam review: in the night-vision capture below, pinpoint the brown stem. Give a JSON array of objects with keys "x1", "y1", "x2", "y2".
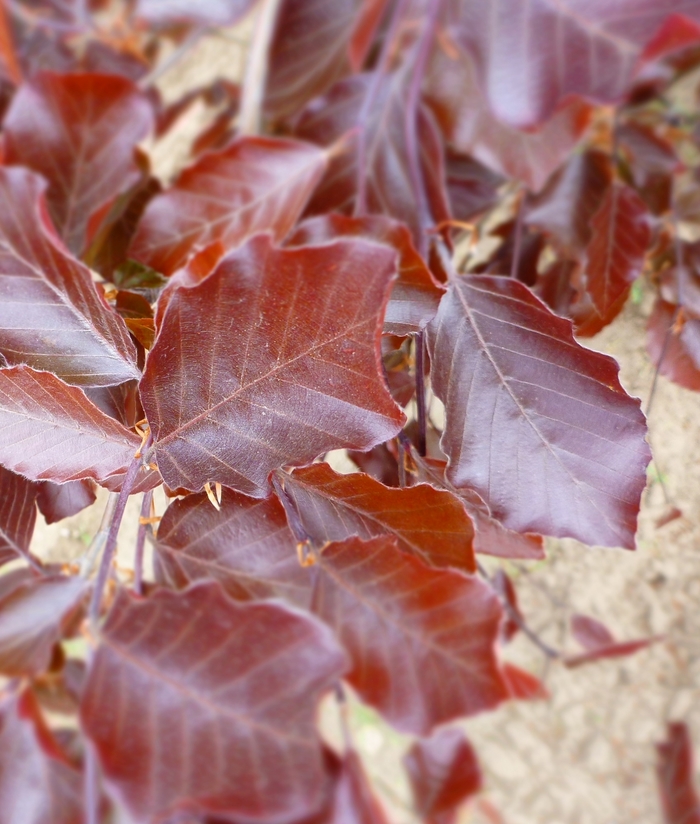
[{"x1": 134, "y1": 489, "x2": 154, "y2": 596}]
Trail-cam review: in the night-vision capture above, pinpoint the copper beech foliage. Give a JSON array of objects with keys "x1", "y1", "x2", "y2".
[{"x1": 0, "y1": 0, "x2": 700, "y2": 822}]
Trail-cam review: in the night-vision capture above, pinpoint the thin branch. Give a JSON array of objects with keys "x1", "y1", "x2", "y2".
[
  {"x1": 238, "y1": 0, "x2": 283, "y2": 136},
  {"x1": 414, "y1": 332, "x2": 427, "y2": 457},
  {"x1": 138, "y1": 25, "x2": 209, "y2": 89},
  {"x1": 134, "y1": 489, "x2": 154, "y2": 596},
  {"x1": 509, "y1": 186, "x2": 525, "y2": 279},
  {"x1": 80, "y1": 492, "x2": 119, "y2": 578},
  {"x1": 84, "y1": 745, "x2": 99, "y2": 824}
]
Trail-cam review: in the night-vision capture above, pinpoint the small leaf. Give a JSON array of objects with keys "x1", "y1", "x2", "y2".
[
  {"x1": 141, "y1": 235, "x2": 404, "y2": 495},
  {"x1": 404, "y1": 727, "x2": 482, "y2": 821},
  {"x1": 313, "y1": 536, "x2": 509, "y2": 734},
  {"x1": 0, "y1": 366, "x2": 144, "y2": 486},
  {"x1": 427, "y1": 276, "x2": 651, "y2": 548},
  {"x1": 281, "y1": 462, "x2": 476, "y2": 573},
  {"x1": 564, "y1": 612, "x2": 660, "y2": 668},
  {"x1": 647, "y1": 299, "x2": 700, "y2": 392},
  {"x1": 130, "y1": 137, "x2": 327, "y2": 275},
  {"x1": 36, "y1": 480, "x2": 96, "y2": 525},
  {"x1": 0, "y1": 168, "x2": 140, "y2": 387},
  {"x1": 155, "y1": 487, "x2": 309, "y2": 604},
  {"x1": 0, "y1": 465, "x2": 38, "y2": 567},
  {"x1": 4, "y1": 72, "x2": 154, "y2": 255},
  {"x1": 81, "y1": 581, "x2": 347, "y2": 823},
  {"x1": 657, "y1": 722, "x2": 700, "y2": 824}
]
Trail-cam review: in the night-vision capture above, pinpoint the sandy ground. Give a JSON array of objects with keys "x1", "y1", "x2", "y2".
[{"x1": 26, "y1": 25, "x2": 700, "y2": 824}]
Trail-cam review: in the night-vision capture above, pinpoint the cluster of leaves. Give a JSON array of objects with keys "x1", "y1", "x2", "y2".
[{"x1": 0, "y1": 0, "x2": 700, "y2": 821}]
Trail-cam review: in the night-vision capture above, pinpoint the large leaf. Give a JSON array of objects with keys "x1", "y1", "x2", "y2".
[
  {"x1": 265, "y1": 0, "x2": 360, "y2": 122},
  {"x1": 444, "y1": 1, "x2": 700, "y2": 129},
  {"x1": 141, "y1": 235, "x2": 404, "y2": 495},
  {"x1": 425, "y1": 40, "x2": 591, "y2": 192},
  {"x1": 4, "y1": 72, "x2": 154, "y2": 256},
  {"x1": 657, "y1": 722, "x2": 700, "y2": 824},
  {"x1": 280, "y1": 462, "x2": 476, "y2": 572},
  {"x1": 403, "y1": 727, "x2": 482, "y2": 822},
  {"x1": 0, "y1": 466, "x2": 38, "y2": 567},
  {"x1": 295, "y1": 73, "x2": 450, "y2": 245},
  {"x1": 0, "y1": 168, "x2": 140, "y2": 387},
  {"x1": 129, "y1": 137, "x2": 327, "y2": 275},
  {"x1": 155, "y1": 488, "x2": 309, "y2": 604},
  {"x1": 0, "y1": 691, "x2": 83, "y2": 824},
  {"x1": 80, "y1": 581, "x2": 347, "y2": 823},
  {"x1": 0, "y1": 572, "x2": 87, "y2": 677},
  {"x1": 289, "y1": 214, "x2": 444, "y2": 335},
  {"x1": 313, "y1": 536, "x2": 509, "y2": 734},
  {"x1": 0, "y1": 366, "x2": 144, "y2": 486},
  {"x1": 426, "y1": 276, "x2": 651, "y2": 548}
]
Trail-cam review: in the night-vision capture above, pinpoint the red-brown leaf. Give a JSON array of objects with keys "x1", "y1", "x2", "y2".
[
  {"x1": 564, "y1": 612, "x2": 660, "y2": 668},
  {"x1": 404, "y1": 727, "x2": 482, "y2": 821},
  {"x1": 141, "y1": 235, "x2": 404, "y2": 495},
  {"x1": 0, "y1": 465, "x2": 38, "y2": 567},
  {"x1": 0, "y1": 573, "x2": 87, "y2": 676},
  {"x1": 0, "y1": 690, "x2": 83, "y2": 824},
  {"x1": 313, "y1": 536, "x2": 509, "y2": 734},
  {"x1": 426, "y1": 276, "x2": 651, "y2": 548},
  {"x1": 80, "y1": 581, "x2": 347, "y2": 823},
  {"x1": 129, "y1": 137, "x2": 326, "y2": 275},
  {"x1": 281, "y1": 462, "x2": 476, "y2": 573},
  {"x1": 290, "y1": 214, "x2": 444, "y2": 335},
  {"x1": 647, "y1": 299, "x2": 700, "y2": 392},
  {"x1": 0, "y1": 168, "x2": 140, "y2": 387},
  {"x1": 657, "y1": 722, "x2": 700, "y2": 824},
  {"x1": 0, "y1": 366, "x2": 143, "y2": 486},
  {"x1": 4, "y1": 72, "x2": 154, "y2": 255},
  {"x1": 155, "y1": 487, "x2": 309, "y2": 604},
  {"x1": 36, "y1": 480, "x2": 96, "y2": 525}
]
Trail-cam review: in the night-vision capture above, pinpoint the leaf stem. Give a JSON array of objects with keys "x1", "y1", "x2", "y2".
[
  {"x1": 79, "y1": 493, "x2": 118, "y2": 578},
  {"x1": 509, "y1": 186, "x2": 524, "y2": 279},
  {"x1": 84, "y1": 745, "x2": 99, "y2": 824},
  {"x1": 414, "y1": 332, "x2": 427, "y2": 456},
  {"x1": 134, "y1": 489, "x2": 154, "y2": 596},
  {"x1": 238, "y1": 0, "x2": 283, "y2": 136},
  {"x1": 88, "y1": 436, "x2": 151, "y2": 625}
]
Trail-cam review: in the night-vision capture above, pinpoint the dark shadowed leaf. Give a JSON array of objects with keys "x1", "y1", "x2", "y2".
[
  {"x1": 296, "y1": 73, "x2": 450, "y2": 245},
  {"x1": 265, "y1": 0, "x2": 359, "y2": 122},
  {"x1": 141, "y1": 235, "x2": 404, "y2": 495},
  {"x1": 444, "y1": 1, "x2": 700, "y2": 129},
  {"x1": 564, "y1": 612, "x2": 660, "y2": 668},
  {"x1": 313, "y1": 536, "x2": 509, "y2": 734},
  {"x1": 81, "y1": 581, "x2": 346, "y2": 823},
  {"x1": 290, "y1": 214, "x2": 444, "y2": 335},
  {"x1": 0, "y1": 366, "x2": 144, "y2": 486},
  {"x1": 425, "y1": 40, "x2": 591, "y2": 191},
  {"x1": 647, "y1": 299, "x2": 700, "y2": 391},
  {"x1": 0, "y1": 168, "x2": 140, "y2": 387},
  {"x1": 404, "y1": 727, "x2": 482, "y2": 822},
  {"x1": 348, "y1": 443, "x2": 400, "y2": 487},
  {"x1": 0, "y1": 466, "x2": 38, "y2": 567},
  {"x1": 155, "y1": 487, "x2": 309, "y2": 604},
  {"x1": 657, "y1": 722, "x2": 700, "y2": 824},
  {"x1": 0, "y1": 690, "x2": 83, "y2": 824},
  {"x1": 36, "y1": 480, "x2": 96, "y2": 525},
  {"x1": 4, "y1": 72, "x2": 154, "y2": 255},
  {"x1": 135, "y1": 0, "x2": 256, "y2": 26},
  {"x1": 0, "y1": 573, "x2": 87, "y2": 676},
  {"x1": 583, "y1": 182, "x2": 650, "y2": 322},
  {"x1": 427, "y1": 275, "x2": 651, "y2": 547},
  {"x1": 445, "y1": 150, "x2": 504, "y2": 223},
  {"x1": 617, "y1": 122, "x2": 678, "y2": 215},
  {"x1": 129, "y1": 137, "x2": 326, "y2": 275},
  {"x1": 492, "y1": 570, "x2": 522, "y2": 644},
  {"x1": 280, "y1": 462, "x2": 476, "y2": 572},
  {"x1": 348, "y1": 0, "x2": 391, "y2": 71}
]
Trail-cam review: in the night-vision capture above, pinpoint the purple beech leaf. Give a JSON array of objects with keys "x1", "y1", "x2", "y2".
[
  {"x1": 404, "y1": 727, "x2": 482, "y2": 822},
  {"x1": 36, "y1": 480, "x2": 97, "y2": 525},
  {"x1": 0, "y1": 465, "x2": 38, "y2": 567},
  {"x1": 265, "y1": 0, "x2": 360, "y2": 122},
  {"x1": 141, "y1": 234, "x2": 404, "y2": 495},
  {"x1": 0, "y1": 573, "x2": 88, "y2": 677},
  {"x1": 0, "y1": 690, "x2": 83, "y2": 824},
  {"x1": 647, "y1": 299, "x2": 700, "y2": 392},
  {"x1": 564, "y1": 612, "x2": 660, "y2": 668},
  {"x1": 657, "y1": 722, "x2": 700, "y2": 824},
  {"x1": 426, "y1": 276, "x2": 651, "y2": 548},
  {"x1": 425, "y1": 39, "x2": 592, "y2": 192},
  {"x1": 0, "y1": 167, "x2": 140, "y2": 387},
  {"x1": 4, "y1": 72, "x2": 154, "y2": 256},
  {"x1": 155, "y1": 487, "x2": 309, "y2": 605},
  {"x1": 0, "y1": 366, "x2": 145, "y2": 487},
  {"x1": 444, "y1": 1, "x2": 700, "y2": 129},
  {"x1": 295, "y1": 73, "x2": 450, "y2": 245},
  {"x1": 280, "y1": 462, "x2": 476, "y2": 573},
  {"x1": 129, "y1": 137, "x2": 327, "y2": 276},
  {"x1": 313, "y1": 536, "x2": 509, "y2": 734},
  {"x1": 289, "y1": 214, "x2": 444, "y2": 335},
  {"x1": 320, "y1": 749, "x2": 390, "y2": 824},
  {"x1": 80, "y1": 581, "x2": 347, "y2": 823}
]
